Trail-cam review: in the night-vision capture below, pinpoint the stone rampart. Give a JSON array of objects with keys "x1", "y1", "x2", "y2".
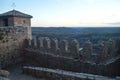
[
  {"x1": 23, "y1": 49, "x2": 104, "y2": 76},
  {"x1": 25, "y1": 37, "x2": 91, "y2": 57},
  {"x1": 25, "y1": 37, "x2": 116, "y2": 61},
  {"x1": 23, "y1": 48, "x2": 120, "y2": 77}
]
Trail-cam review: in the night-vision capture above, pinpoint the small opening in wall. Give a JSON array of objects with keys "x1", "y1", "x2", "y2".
[
  {"x1": 23, "y1": 20, "x2": 25, "y2": 24},
  {"x1": 3, "y1": 19, "x2": 8, "y2": 26}
]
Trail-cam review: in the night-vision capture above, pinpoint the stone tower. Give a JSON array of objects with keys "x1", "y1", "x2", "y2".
[{"x1": 0, "y1": 10, "x2": 33, "y2": 39}]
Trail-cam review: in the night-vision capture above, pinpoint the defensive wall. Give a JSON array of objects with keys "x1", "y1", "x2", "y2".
[
  {"x1": 0, "y1": 26, "x2": 27, "y2": 68},
  {"x1": 25, "y1": 36, "x2": 118, "y2": 62},
  {"x1": 0, "y1": 26, "x2": 119, "y2": 79},
  {"x1": 23, "y1": 37, "x2": 120, "y2": 77}
]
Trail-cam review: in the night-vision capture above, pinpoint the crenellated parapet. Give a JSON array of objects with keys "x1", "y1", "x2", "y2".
[{"x1": 25, "y1": 37, "x2": 117, "y2": 61}]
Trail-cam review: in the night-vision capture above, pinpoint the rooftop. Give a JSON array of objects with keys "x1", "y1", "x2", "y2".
[{"x1": 0, "y1": 10, "x2": 32, "y2": 18}]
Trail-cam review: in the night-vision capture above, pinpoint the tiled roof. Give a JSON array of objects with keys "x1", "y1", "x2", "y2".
[{"x1": 0, "y1": 10, "x2": 32, "y2": 18}]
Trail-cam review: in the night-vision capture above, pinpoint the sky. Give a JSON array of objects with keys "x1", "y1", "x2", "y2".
[{"x1": 0, "y1": 0, "x2": 120, "y2": 27}]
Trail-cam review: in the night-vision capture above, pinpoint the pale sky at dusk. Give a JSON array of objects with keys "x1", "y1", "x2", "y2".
[{"x1": 0, "y1": 0, "x2": 120, "y2": 27}]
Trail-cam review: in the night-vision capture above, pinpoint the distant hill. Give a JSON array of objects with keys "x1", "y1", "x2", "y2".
[
  {"x1": 32, "y1": 27, "x2": 120, "y2": 34},
  {"x1": 31, "y1": 27, "x2": 120, "y2": 44}
]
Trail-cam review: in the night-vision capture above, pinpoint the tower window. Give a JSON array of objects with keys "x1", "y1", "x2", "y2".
[
  {"x1": 23, "y1": 20, "x2": 25, "y2": 24},
  {"x1": 3, "y1": 19, "x2": 8, "y2": 26}
]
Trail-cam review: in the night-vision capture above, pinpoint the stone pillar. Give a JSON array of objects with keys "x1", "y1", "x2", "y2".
[
  {"x1": 43, "y1": 38, "x2": 51, "y2": 50},
  {"x1": 70, "y1": 39, "x2": 79, "y2": 54},
  {"x1": 51, "y1": 39, "x2": 58, "y2": 52},
  {"x1": 60, "y1": 40, "x2": 68, "y2": 53},
  {"x1": 83, "y1": 40, "x2": 92, "y2": 58}
]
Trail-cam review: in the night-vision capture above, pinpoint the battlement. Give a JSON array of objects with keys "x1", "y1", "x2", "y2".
[{"x1": 25, "y1": 37, "x2": 117, "y2": 62}]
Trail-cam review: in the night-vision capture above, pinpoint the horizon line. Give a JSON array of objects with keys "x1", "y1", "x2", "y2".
[{"x1": 31, "y1": 26, "x2": 120, "y2": 28}]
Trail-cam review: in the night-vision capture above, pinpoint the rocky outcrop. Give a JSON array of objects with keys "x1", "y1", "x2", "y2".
[
  {"x1": 0, "y1": 70, "x2": 10, "y2": 78},
  {"x1": 0, "y1": 70, "x2": 10, "y2": 80}
]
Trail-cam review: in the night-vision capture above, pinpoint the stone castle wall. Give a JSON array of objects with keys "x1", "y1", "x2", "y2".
[
  {"x1": 23, "y1": 37, "x2": 120, "y2": 77},
  {"x1": 25, "y1": 37, "x2": 116, "y2": 62},
  {"x1": 24, "y1": 47, "x2": 120, "y2": 77},
  {"x1": 23, "y1": 49, "x2": 107, "y2": 77},
  {"x1": 0, "y1": 26, "x2": 27, "y2": 68},
  {"x1": 25, "y1": 37, "x2": 90, "y2": 56}
]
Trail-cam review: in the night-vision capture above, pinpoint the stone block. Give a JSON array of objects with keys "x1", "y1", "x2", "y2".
[{"x1": 0, "y1": 70, "x2": 10, "y2": 78}]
